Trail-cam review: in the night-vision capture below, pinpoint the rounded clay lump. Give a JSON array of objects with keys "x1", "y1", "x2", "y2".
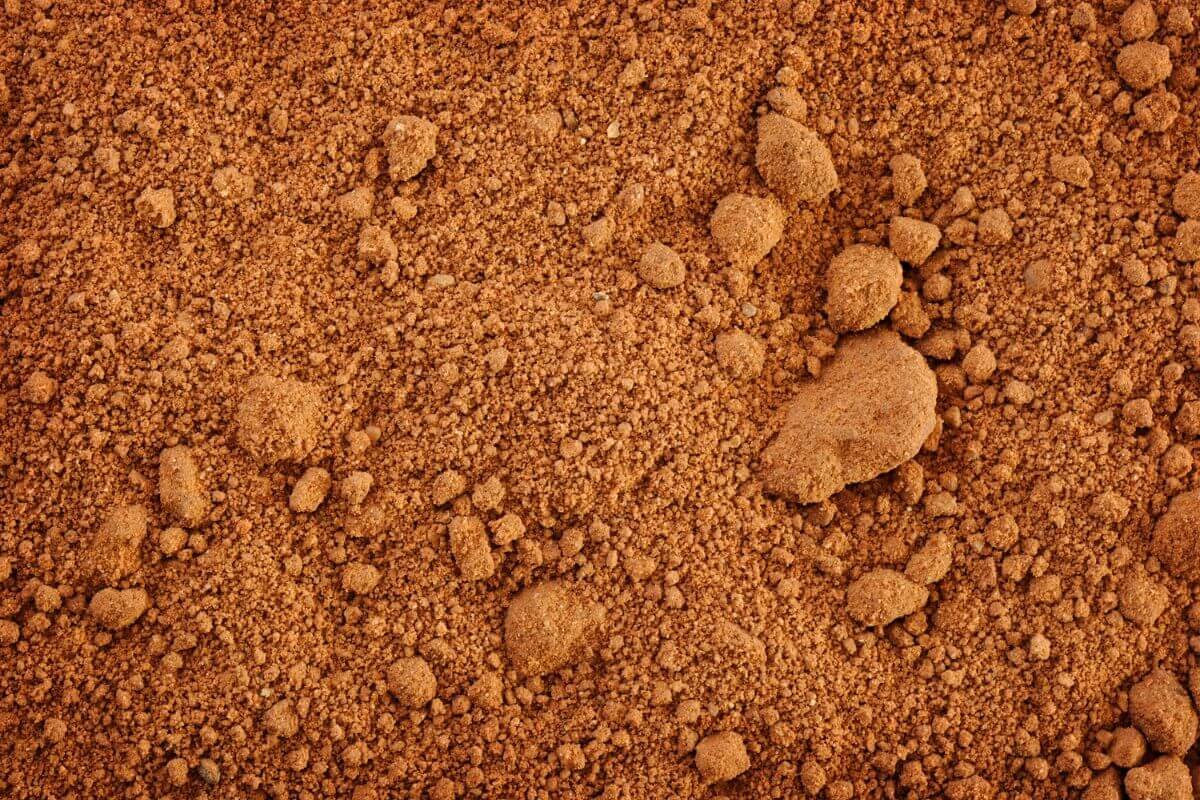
[
  {"x1": 824, "y1": 244, "x2": 903, "y2": 332},
  {"x1": 235, "y1": 375, "x2": 323, "y2": 466},
  {"x1": 755, "y1": 113, "x2": 838, "y2": 204},
  {"x1": 503, "y1": 582, "x2": 604, "y2": 677}
]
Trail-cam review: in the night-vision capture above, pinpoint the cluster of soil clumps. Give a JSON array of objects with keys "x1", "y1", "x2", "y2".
[{"x1": 3, "y1": 1, "x2": 1200, "y2": 798}]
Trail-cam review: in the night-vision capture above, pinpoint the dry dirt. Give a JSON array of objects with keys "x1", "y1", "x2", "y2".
[{"x1": 3, "y1": 1, "x2": 1200, "y2": 798}]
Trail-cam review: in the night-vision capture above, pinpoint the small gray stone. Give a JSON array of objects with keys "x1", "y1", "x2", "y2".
[{"x1": 197, "y1": 758, "x2": 221, "y2": 786}]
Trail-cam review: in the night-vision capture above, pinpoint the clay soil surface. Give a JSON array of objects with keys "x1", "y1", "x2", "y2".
[{"x1": 4, "y1": 1, "x2": 1200, "y2": 798}]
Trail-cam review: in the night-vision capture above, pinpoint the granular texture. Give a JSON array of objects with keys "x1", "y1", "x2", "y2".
[{"x1": 4, "y1": 1, "x2": 1200, "y2": 798}]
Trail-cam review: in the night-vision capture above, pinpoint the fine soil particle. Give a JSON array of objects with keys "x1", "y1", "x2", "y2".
[{"x1": 4, "y1": 2, "x2": 1200, "y2": 797}]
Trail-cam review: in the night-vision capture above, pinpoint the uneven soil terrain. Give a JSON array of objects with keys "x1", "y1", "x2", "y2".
[{"x1": 3, "y1": 1, "x2": 1200, "y2": 798}]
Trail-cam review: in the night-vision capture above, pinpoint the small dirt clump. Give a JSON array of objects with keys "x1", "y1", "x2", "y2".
[
  {"x1": 889, "y1": 153, "x2": 927, "y2": 206},
  {"x1": 1109, "y1": 727, "x2": 1147, "y2": 768},
  {"x1": 235, "y1": 376, "x2": 323, "y2": 466},
  {"x1": 977, "y1": 208, "x2": 1014, "y2": 245},
  {"x1": 263, "y1": 699, "x2": 299, "y2": 738},
  {"x1": 1128, "y1": 669, "x2": 1198, "y2": 755},
  {"x1": 1050, "y1": 154, "x2": 1093, "y2": 187},
  {"x1": 88, "y1": 505, "x2": 148, "y2": 584},
  {"x1": 760, "y1": 330, "x2": 937, "y2": 504},
  {"x1": 358, "y1": 224, "x2": 397, "y2": 266},
  {"x1": 387, "y1": 657, "x2": 437, "y2": 708},
  {"x1": 638, "y1": 242, "x2": 686, "y2": 289},
  {"x1": 88, "y1": 588, "x2": 150, "y2": 630},
  {"x1": 1115, "y1": 42, "x2": 1172, "y2": 90},
  {"x1": 21, "y1": 371, "x2": 56, "y2": 404},
  {"x1": 755, "y1": 113, "x2": 838, "y2": 204},
  {"x1": 846, "y1": 569, "x2": 929, "y2": 626},
  {"x1": 1174, "y1": 221, "x2": 1200, "y2": 261},
  {"x1": 503, "y1": 582, "x2": 604, "y2": 677},
  {"x1": 1133, "y1": 91, "x2": 1180, "y2": 133},
  {"x1": 1174, "y1": 173, "x2": 1200, "y2": 218},
  {"x1": 431, "y1": 470, "x2": 466, "y2": 506},
  {"x1": 1121, "y1": 0, "x2": 1159, "y2": 40},
  {"x1": 342, "y1": 562, "x2": 381, "y2": 595},
  {"x1": 289, "y1": 467, "x2": 331, "y2": 513},
  {"x1": 905, "y1": 534, "x2": 952, "y2": 585},
  {"x1": 135, "y1": 187, "x2": 176, "y2": 228},
  {"x1": 888, "y1": 216, "x2": 941, "y2": 266},
  {"x1": 158, "y1": 446, "x2": 209, "y2": 527},
  {"x1": 1151, "y1": 491, "x2": 1200, "y2": 580},
  {"x1": 694, "y1": 731, "x2": 750, "y2": 784},
  {"x1": 383, "y1": 115, "x2": 438, "y2": 181},
  {"x1": 824, "y1": 244, "x2": 903, "y2": 332},
  {"x1": 1117, "y1": 574, "x2": 1168, "y2": 627},
  {"x1": 709, "y1": 193, "x2": 785, "y2": 270},
  {"x1": 449, "y1": 515, "x2": 495, "y2": 581},
  {"x1": 1123, "y1": 756, "x2": 1190, "y2": 800},
  {"x1": 714, "y1": 330, "x2": 766, "y2": 379}
]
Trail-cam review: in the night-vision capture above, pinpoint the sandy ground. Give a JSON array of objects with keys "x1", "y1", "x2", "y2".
[{"x1": 3, "y1": 1, "x2": 1200, "y2": 798}]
